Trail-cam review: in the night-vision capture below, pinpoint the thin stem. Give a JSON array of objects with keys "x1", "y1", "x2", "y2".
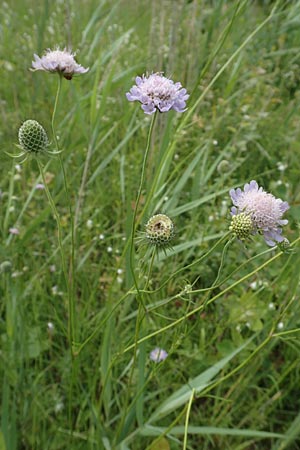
[
  {"x1": 144, "y1": 247, "x2": 156, "y2": 290},
  {"x1": 116, "y1": 114, "x2": 157, "y2": 442},
  {"x1": 129, "y1": 113, "x2": 157, "y2": 308},
  {"x1": 183, "y1": 389, "x2": 195, "y2": 450},
  {"x1": 141, "y1": 231, "x2": 231, "y2": 294},
  {"x1": 51, "y1": 74, "x2": 76, "y2": 346},
  {"x1": 36, "y1": 159, "x2": 69, "y2": 313}
]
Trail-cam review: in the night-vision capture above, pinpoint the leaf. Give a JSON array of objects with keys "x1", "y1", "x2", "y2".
[
  {"x1": 140, "y1": 425, "x2": 286, "y2": 440},
  {"x1": 148, "y1": 437, "x2": 170, "y2": 450}
]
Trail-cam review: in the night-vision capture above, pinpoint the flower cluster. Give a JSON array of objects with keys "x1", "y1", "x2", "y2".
[
  {"x1": 230, "y1": 180, "x2": 289, "y2": 246},
  {"x1": 31, "y1": 48, "x2": 89, "y2": 80},
  {"x1": 126, "y1": 73, "x2": 189, "y2": 114}
]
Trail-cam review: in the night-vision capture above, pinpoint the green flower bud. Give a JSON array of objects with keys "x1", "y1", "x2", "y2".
[
  {"x1": 145, "y1": 214, "x2": 174, "y2": 246},
  {"x1": 18, "y1": 120, "x2": 49, "y2": 153},
  {"x1": 229, "y1": 213, "x2": 254, "y2": 240}
]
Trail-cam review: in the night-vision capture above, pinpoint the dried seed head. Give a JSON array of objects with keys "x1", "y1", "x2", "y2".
[
  {"x1": 18, "y1": 120, "x2": 49, "y2": 153},
  {"x1": 229, "y1": 212, "x2": 254, "y2": 240},
  {"x1": 145, "y1": 214, "x2": 174, "y2": 246}
]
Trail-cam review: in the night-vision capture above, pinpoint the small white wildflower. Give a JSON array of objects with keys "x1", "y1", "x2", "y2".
[
  {"x1": 54, "y1": 402, "x2": 64, "y2": 413},
  {"x1": 277, "y1": 162, "x2": 287, "y2": 172},
  {"x1": 15, "y1": 164, "x2": 22, "y2": 172},
  {"x1": 35, "y1": 183, "x2": 45, "y2": 190},
  {"x1": 250, "y1": 281, "x2": 258, "y2": 290},
  {"x1": 99, "y1": 234, "x2": 105, "y2": 240},
  {"x1": 117, "y1": 268, "x2": 123, "y2": 275},
  {"x1": 213, "y1": 139, "x2": 218, "y2": 146},
  {"x1": 117, "y1": 276, "x2": 123, "y2": 284},
  {"x1": 174, "y1": 153, "x2": 179, "y2": 160},
  {"x1": 107, "y1": 246, "x2": 113, "y2": 253},
  {"x1": 86, "y1": 219, "x2": 93, "y2": 229},
  {"x1": 47, "y1": 322, "x2": 54, "y2": 331},
  {"x1": 49, "y1": 264, "x2": 56, "y2": 273},
  {"x1": 277, "y1": 322, "x2": 284, "y2": 330},
  {"x1": 51, "y1": 285, "x2": 58, "y2": 295},
  {"x1": 268, "y1": 302, "x2": 275, "y2": 310}
]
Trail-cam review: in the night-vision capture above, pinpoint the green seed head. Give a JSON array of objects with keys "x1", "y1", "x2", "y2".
[
  {"x1": 145, "y1": 214, "x2": 174, "y2": 246},
  {"x1": 18, "y1": 120, "x2": 49, "y2": 153},
  {"x1": 229, "y1": 212, "x2": 254, "y2": 240}
]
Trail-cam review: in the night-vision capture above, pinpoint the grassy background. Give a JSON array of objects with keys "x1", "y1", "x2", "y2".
[{"x1": 1, "y1": 0, "x2": 300, "y2": 449}]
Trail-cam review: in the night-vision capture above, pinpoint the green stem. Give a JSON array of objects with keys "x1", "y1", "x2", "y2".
[
  {"x1": 129, "y1": 113, "x2": 157, "y2": 308},
  {"x1": 117, "y1": 114, "x2": 157, "y2": 443},
  {"x1": 36, "y1": 159, "x2": 69, "y2": 311},
  {"x1": 52, "y1": 74, "x2": 76, "y2": 347}
]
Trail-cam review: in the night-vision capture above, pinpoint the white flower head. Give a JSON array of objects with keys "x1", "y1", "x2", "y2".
[
  {"x1": 230, "y1": 180, "x2": 289, "y2": 246},
  {"x1": 31, "y1": 48, "x2": 89, "y2": 80}
]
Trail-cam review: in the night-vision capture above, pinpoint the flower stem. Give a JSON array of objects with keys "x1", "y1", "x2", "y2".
[
  {"x1": 36, "y1": 159, "x2": 69, "y2": 310},
  {"x1": 129, "y1": 113, "x2": 157, "y2": 307},
  {"x1": 52, "y1": 74, "x2": 76, "y2": 348}
]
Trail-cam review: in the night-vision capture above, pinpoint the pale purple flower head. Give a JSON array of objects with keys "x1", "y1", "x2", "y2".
[
  {"x1": 35, "y1": 183, "x2": 45, "y2": 190},
  {"x1": 31, "y1": 48, "x2": 89, "y2": 80},
  {"x1": 230, "y1": 180, "x2": 289, "y2": 246},
  {"x1": 126, "y1": 73, "x2": 189, "y2": 114},
  {"x1": 149, "y1": 347, "x2": 168, "y2": 363},
  {"x1": 9, "y1": 227, "x2": 20, "y2": 235}
]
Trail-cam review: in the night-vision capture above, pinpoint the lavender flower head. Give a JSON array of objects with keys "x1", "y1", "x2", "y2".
[
  {"x1": 230, "y1": 180, "x2": 289, "y2": 246},
  {"x1": 126, "y1": 73, "x2": 189, "y2": 114},
  {"x1": 31, "y1": 48, "x2": 89, "y2": 80},
  {"x1": 149, "y1": 347, "x2": 168, "y2": 363}
]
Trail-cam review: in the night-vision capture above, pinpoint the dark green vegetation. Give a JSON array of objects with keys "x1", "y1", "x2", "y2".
[{"x1": 1, "y1": 1, "x2": 300, "y2": 449}]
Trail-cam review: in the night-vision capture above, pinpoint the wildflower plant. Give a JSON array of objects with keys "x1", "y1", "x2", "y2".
[
  {"x1": 5, "y1": 4, "x2": 300, "y2": 450},
  {"x1": 229, "y1": 180, "x2": 289, "y2": 246}
]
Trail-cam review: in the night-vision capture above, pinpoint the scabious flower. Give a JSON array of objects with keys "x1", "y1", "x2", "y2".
[
  {"x1": 18, "y1": 120, "x2": 49, "y2": 154},
  {"x1": 126, "y1": 73, "x2": 189, "y2": 114},
  {"x1": 229, "y1": 180, "x2": 289, "y2": 246},
  {"x1": 9, "y1": 227, "x2": 20, "y2": 235},
  {"x1": 150, "y1": 347, "x2": 168, "y2": 363},
  {"x1": 31, "y1": 48, "x2": 89, "y2": 80},
  {"x1": 145, "y1": 214, "x2": 175, "y2": 247}
]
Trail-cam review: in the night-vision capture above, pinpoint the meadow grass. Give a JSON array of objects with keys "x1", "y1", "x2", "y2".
[{"x1": 1, "y1": 0, "x2": 300, "y2": 449}]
